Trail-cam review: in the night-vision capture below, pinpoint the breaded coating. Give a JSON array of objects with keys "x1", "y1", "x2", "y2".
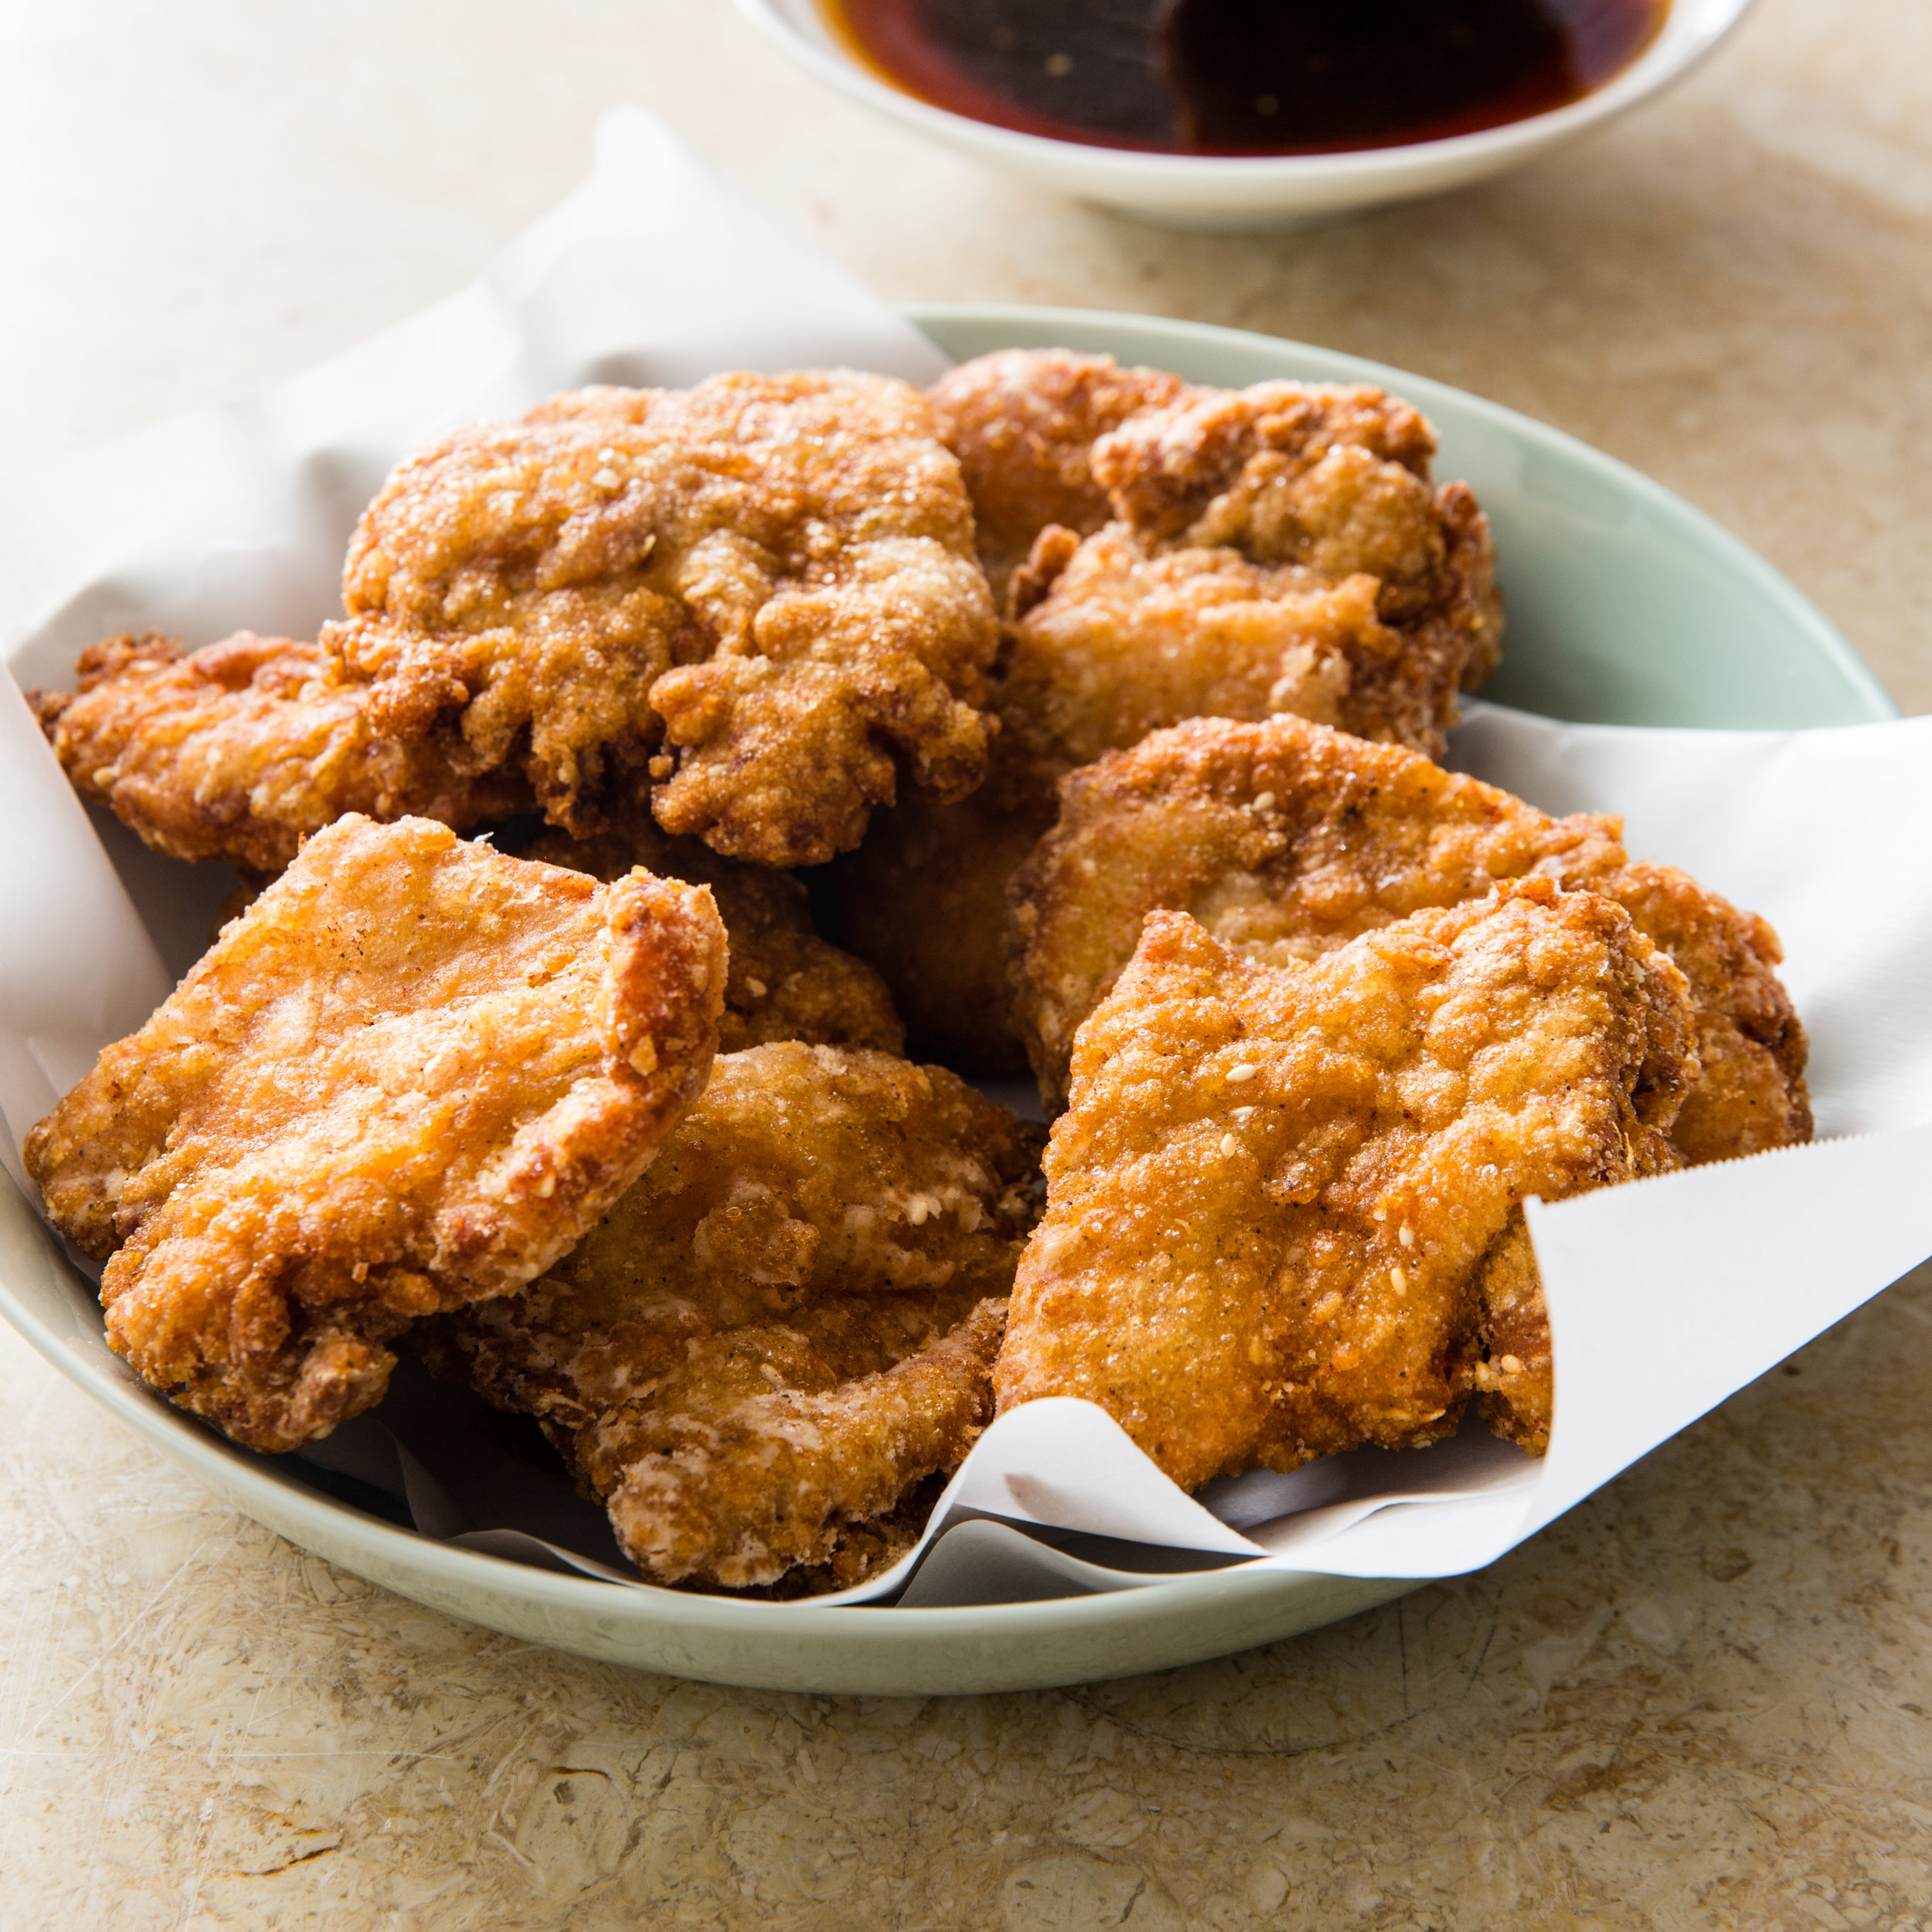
[
  {"x1": 930, "y1": 349, "x2": 1191, "y2": 598},
  {"x1": 1005, "y1": 487, "x2": 1498, "y2": 771},
  {"x1": 29, "y1": 632, "x2": 531, "y2": 872},
  {"x1": 417, "y1": 1043, "x2": 1043, "y2": 1590},
  {"x1": 829, "y1": 364, "x2": 1503, "y2": 1070},
  {"x1": 596, "y1": 1295, "x2": 1007, "y2": 1594},
  {"x1": 1011, "y1": 713, "x2": 1619, "y2": 1101},
  {"x1": 33, "y1": 372, "x2": 1000, "y2": 871},
  {"x1": 995, "y1": 531, "x2": 1416, "y2": 778},
  {"x1": 332, "y1": 373, "x2": 997, "y2": 865},
  {"x1": 723, "y1": 1473, "x2": 949, "y2": 1601},
  {"x1": 1015, "y1": 381, "x2": 1502, "y2": 767},
  {"x1": 995, "y1": 885, "x2": 1697, "y2": 1481},
  {"x1": 1091, "y1": 379, "x2": 1439, "y2": 549},
  {"x1": 24, "y1": 817, "x2": 725, "y2": 1452},
  {"x1": 516, "y1": 806, "x2": 903, "y2": 1055},
  {"x1": 1008, "y1": 715, "x2": 1812, "y2": 1163},
  {"x1": 1595, "y1": 861, "x2": 1810, "y2": 1165}
]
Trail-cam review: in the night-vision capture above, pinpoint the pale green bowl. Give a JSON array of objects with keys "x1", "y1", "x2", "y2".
[{"x1": 0, "y1": 307, "x2": 1895, "y2": 1697}]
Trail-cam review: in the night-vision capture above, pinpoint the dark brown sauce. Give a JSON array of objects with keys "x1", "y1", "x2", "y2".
[{"x1": 823, "y1": 0, "x2": 1670, "y2": 156}]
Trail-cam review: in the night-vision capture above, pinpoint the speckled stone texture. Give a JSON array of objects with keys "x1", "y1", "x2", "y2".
[{"x1": 2, "y1": 2, "x2": 1930, "y2": 1925}]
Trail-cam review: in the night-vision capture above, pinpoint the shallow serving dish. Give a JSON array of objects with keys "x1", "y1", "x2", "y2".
[
  {"x1": 736, "y1": 0, "x2": 1759, "y2": 231},
  {"x1": 0, "y1": 304, "x2": 1895, "y2": 1696}
]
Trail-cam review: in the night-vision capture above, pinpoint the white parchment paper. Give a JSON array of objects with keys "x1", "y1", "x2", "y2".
[{"x1": 2, "y1": 111, "x2": 1928, "y2": 1610}]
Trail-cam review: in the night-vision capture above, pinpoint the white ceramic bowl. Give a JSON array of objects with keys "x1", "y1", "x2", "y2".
[{"x1": 735, "y1": 0, "x2": 1758, "y2": 231}]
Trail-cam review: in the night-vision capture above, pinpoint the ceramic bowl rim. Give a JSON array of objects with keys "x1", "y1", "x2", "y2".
[{"x1": 731, "y1": 0, "x2": 1760, "y2": 190}]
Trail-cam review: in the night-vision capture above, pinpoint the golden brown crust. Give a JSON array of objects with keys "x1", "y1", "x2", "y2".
[
  {"x1": 696, "y1": 1472, "x2": 949, "y2": 1600},
  {"x1": 516, "y1": 808, "x2": 904, "y2": 1055},
  {"x1": 982, "y1": 372, "x2": 1502, "y2": 788},
  {"x1": 1012, "y1": 715, "x2": 1623, "y2": 1104},
  {"x1": 29, "y1": 632, "x2": 531, "y2": 872},
  {"x1": 831, "y1": 364, "x2": 1505, "y2": 1069},
  {"x1": 1007, "y1": 717, "x2": 1811, "y2": 1165},
  {"x1": 930, "y1": 349, "x2": 1191, "y2": 600},
  {"x1": 35, "y1": 374, "x2": 1000, "y2": 872},
  {"x1": 23, "y1": 817, "x2": 726, "y2": 1452},
  {"x1": 599, "y1": 1295, "x2": 1007, "y2": 1592},
  {"x1": 997, "y1": 531, "x2": 1436, "y2": 777},
  {"x1": 994, "y1": 885, "x2": 1696, "y2": 1487},
  {"x1": 1053, "y1": 383, "x2": 1500, "y2": 761},
  {"x1": 1469, "y1": 1222, "x2": 1553, "y2": 1453},
  {"x1": 1437, "y1": 481, "x2": 1507, "y2": 694},
  {"x1": 1089, "y1": 379, "x2": 1440, "y2": 545},
  {"x1": 417, "y1": 1042, "x2": 1043, "y2": 1590},
  {"x1": 332, "y1": 371, "x2": 998, "y2": 866},
  {"x1": 1596, "y1": 860, "x2": 1812, "y2": 1162}
]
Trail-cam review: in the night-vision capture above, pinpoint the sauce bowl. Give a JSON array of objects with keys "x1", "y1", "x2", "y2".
[{"x1": 734, "y1": 0, "x2": 1757, "y2": 231}]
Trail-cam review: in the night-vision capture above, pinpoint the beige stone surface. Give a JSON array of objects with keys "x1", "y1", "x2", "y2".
[{"x1": 2, "y1": 1, "x2": 1930, "y2": 1926}]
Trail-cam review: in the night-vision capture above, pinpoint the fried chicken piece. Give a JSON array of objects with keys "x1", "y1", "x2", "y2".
[
  {"x1": 33, "y1": 372, "x2": 999, "y2": 871},
  {"x1": 516, "y1": 807, "x2": 903, "y2": 1055},
  {"x1": 593, "y1": 1295, "x2": 1007, "y2": 1593},
  {"x1": 417, "y1": 1043, "x2": 1043, "y2": 1590},
  {"x1": 994, "y1": 380, "x2": 1501, "y2": 774},
  {"x1": 828, "y1": 366, "x2": 1503, "y2": 1070},
  {"x1": 717, "y1": 1473, "x2": 949, "y2": 1600},
  {"x1": 207, "y1": 795, "x2": 907, "y2": 1056},
  {"x1": 930, "y1": 349, "x2": 1191, "y2": 599},
  {"x1": 1007, "y1": 715, "x2": 1812, "y2": 1165},
  {"x1": 332, "y1": 372, "x2": 998, "y2": 864},
  {"x1": 995, "y1": 884, "x2": 1698, "y2": 1480},
  {"x1": 29, "y1": 632, "x2": 532, "y2": 872},
  {"x1": 1093, "y1": 378, "x2": 1437, "y2": 545},
  {"x1": 1592, "y1": 861, "x2": 1810, "y2": 1166},
  {"x1": 24, "y1": 816, "x2": 725, "y2": 1452},
  {"x1": 1004, "y1": 491, "x2": 1498, "y2": 769},
  {"x1": 1014, "y1": 717, "x2": 1613, "y2": 1103},
  {"x1": 819, "y1": 543, "x2": 1450, "y2": 1069}
]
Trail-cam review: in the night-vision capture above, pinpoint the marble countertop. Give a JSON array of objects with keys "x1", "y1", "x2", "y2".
[{"x1": 3, "y1": 3, "x2": 1929, "y2": 1926}]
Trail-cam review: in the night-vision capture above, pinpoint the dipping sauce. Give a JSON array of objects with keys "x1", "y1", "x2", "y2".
[{"x1": 822, "y1": 0, "x2": 1671, "y2": 156}]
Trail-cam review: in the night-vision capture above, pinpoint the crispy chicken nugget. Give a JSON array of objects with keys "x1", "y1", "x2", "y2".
[
  {"x1": 332, "y1": 372, "x2": 998, "y2": 864},
  {"x1": 995, "y1": 886, "x2": 1697, "y2": 1479},
  {"x1": 724, "y1": 1474, "x2": 950, "y2": 1600},
  {"x1": 829, "y1": 364, "x2": 1502, "y2": 1070},
  {"x1": 594, "y1": 1294, "x2": 1007, "y2": 1594},
  {"x1": 29, "y1": 632, "x2": 531, "y2": 872},
  {"x1": 1008, "y1": 716, "x2": 1811, "y2": 1162},
  {"x1": 992, "y1": 377, "x2": 1501, "y2": 779},
  {"x1": 33, "y1": 372, "x2": 999, "y2": 871},
  {"x1": 1004, "y1": 486, "x2": 1498, "y2": 772},
  {"x1": 930, "y1": 349, "x2": 1191, "y2": 598},
  {"x1": 417, "y1": 1042, "x2": 1043, "y2": 1590},
  {"x1": 516, "y1": 806, "x2": 903, "y2": 1055},
  {"x1": 24, "y1": 817, "x2": 726, "y2": 1453},
  {"x1": 1594, "y1": 861, "x2": 1810, "y2": 1165}
]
